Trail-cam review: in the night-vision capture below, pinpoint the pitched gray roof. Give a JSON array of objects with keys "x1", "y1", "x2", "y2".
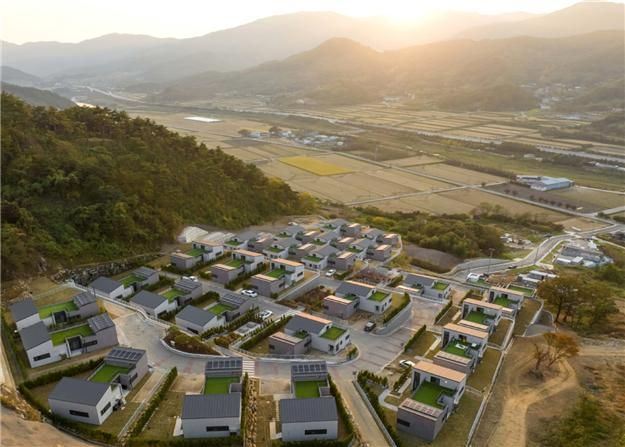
[
  {"x1": 285, "y1": 314, "x2": 328, "y2": 335},
  {"x1": 205, "y1": 356, "x2": 243, "y2": 377},
  {"x1": 73, "y1": 291, "x2": 97, "y2": 307},
  {"x1": 220, "y1": 293, "x2": 246, "y2": 307},
  {"x1": 324, "y1": 218, "x2": 348, "y2": 229},
  {"x1": 280, "y1": 397, "x2": 338, "y2": 423},
  {"x1": 19, "y1": 321, "x2": 50, "y2": 350},
  {"x1": 312, "y1": 245, "x2": 339, "y2": 258},
  {"x1": 131, "y1": 290, "x2": 166, "y2": 309},
  {"x1": 175, "y1": 278, "x2": 201, "y2": 292},
  {"x1": 133, "y1": 266, "x2": 158, "y2": 279},
  {"x1": 354, "y1": 238, "x2": 377, "y2": 249},
  {"x1": 405, "y1": 274, "x2": 436, "y2": 287},
  {"x1": 233, "y1": 230, "x2": 257, "y2": 242},
  {"x1": 176, "y1": 305, "x2": 216, "y2": 327},
  {"x1": 182, "y1": 394, "x2": 241, "y2": 419},
  {"x1": 362, "y1": 228, "x2": 384, "y2": 240},
  {"x1": 89, "y1": 277, "x2": 123, "y2": 294},
  {"x1": 278, "y1": 225, "x2": 304, "y2": 236},
  {"x1": 335, "y1": 281, "x2": 373, "y2": 299},
  {"x1": 273, "y1": 237, "x2": 298, "y2": 249},
  {"x1": 88, "y1": 313, "x2": 115, "y2": 332},
  {"x1": 106, "y1": 347, "x2": 146, "y2": 365},
  {"x1": 10, "y1": 298, "x2": 38, "y2": 321},
  {"x1": 49, "y1": 377, "x2": 110, "y2": 406}
]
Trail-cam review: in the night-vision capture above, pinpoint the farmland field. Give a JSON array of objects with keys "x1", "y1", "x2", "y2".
[
  {"x1": 367, "y1": 169, "x2": 452, "y2": 191},
  {"x1": 556, "y1": 217, "x2": 610, "y2": 232},
  {"x1": 407, "y1": 163, "x2": 506, "y2": 185},
  {"x1": 547, "y1": 187, "x2": 625, "y2": 210},
  {"x1": 388, "y1": 155, "x2": 443, "y2": 167},
  {"x1": 373, "y1": 193, "x2": 475, "y2": 214},
  {"x1": 280, "y1": 156, "x2": 352, "y2": 176}
]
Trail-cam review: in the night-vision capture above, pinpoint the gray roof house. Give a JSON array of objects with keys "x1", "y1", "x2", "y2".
[
  {"x1": 19, "y1": 321, "x2": 51, "y2": 350},
  {"x1": 88, "y1": 277, "x2": 127, "y2": 299},
  {"x1": 175, "y1": 305, "x2": 220, "y2": 334},
  {"x1": 131, "y1": 290, "x2": 167, "y2": 310},
  {"x1": 182, "y1": 393, "x2": 241, "y2": 419},
  {"x1": 285, "y1": 314, "x2": 329, "y2": 336},
  {"x1": 280, "y1": 397, "x2": 339, "y2": 442},
  {"x1": 10, "y1": 298, "x2": 39, "y2": 330},
  {"x1": 205, "y1": 356, "x2": 243, "y2": 377},
  {"x1": 335, "y1": 281, "x2": 374, "y2": 300}
]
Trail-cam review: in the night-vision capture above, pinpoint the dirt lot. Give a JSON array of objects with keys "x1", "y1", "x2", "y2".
[{"x1": 408, "y1": 163, "x2": 505, "y2": 185}]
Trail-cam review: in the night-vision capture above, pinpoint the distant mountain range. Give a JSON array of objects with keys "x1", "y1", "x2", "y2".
[{"x1": 2, "y1": 2, "x2": 622, "y2": 88}]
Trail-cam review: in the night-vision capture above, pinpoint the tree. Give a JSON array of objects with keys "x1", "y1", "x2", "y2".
[
  {"x1": 268, "y1": 125, "x2": 282, "y2": 135},
  {"x1": 533, "y1": 332, "x2": 579, "y2": 373},
  {"x1": 238, "y1": 128, "x2": 251, "y2": 137},
  {"x1": 537, "y1": 275, "x2": 583, "y2": 323}
]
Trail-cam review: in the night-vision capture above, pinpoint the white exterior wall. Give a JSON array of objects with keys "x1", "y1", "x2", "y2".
[
  {"x1": 135, "y1": 300, "x2": 176, "y2": 318},
  {"x1": 415, "y1": 371, "x2": 465, "y2": 405},
  {"x1": 49, "y1": 386, "x2": 119, "y2": 425},
  {"x1": 359, "y1": 296, "x2": 391, "y2": 314},
  {"x1": 281, "y1": 420, "x2": 338, "y2": 442},
  {"x1": 311, "y1": 329, "x2": 350, "y2": 354},
  {"x1": 26, "y1": 341, "x2": 61, "y2": 368},
  {"x1": 15, "y1": 314, "x2": 42, "y2": 331},
  {"x1": 182, "y1": 416, "x2": 241, "y2": 438},
  {"x1": 175, "y1": 315, "x2": 224, "y2": 335}
]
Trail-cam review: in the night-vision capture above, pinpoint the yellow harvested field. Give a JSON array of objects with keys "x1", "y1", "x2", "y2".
[
  {"x1": 408, "y1": 164, "x2": 506, "y2": 185},
  {"x1": 388, "y1": 155, "x2": 443, "y2": 167},
  {"x1": 556, "y1": 218, "x2": 610, "y2": 232},
  {"x1": 548, "y1": 187, "x2": 625, "y2": 210},
  {"x1": 259, "y1": 160, "x2": 313, "y2": 179},
  {"x1": 368, "y1": 169, "x2": 452, "y2": 191},
  {"x1": 280, "y1": 156, "x2": 352, "y2": 176},
  {"x1": 374, "y1": 194, "x2": 475, "y2": 215}
]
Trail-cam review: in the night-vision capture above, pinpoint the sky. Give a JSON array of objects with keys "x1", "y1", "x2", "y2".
[{"x1": 1, "y1": 0, "x2": 621, "y2": 44}]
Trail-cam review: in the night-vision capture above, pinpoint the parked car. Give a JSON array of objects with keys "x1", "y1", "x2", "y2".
[
  {"x1": 259, "y1": 310, "x2": 273, "y2": 321},
  {"x1": 364, "y1": 321, "x2": 376, "y2": 332},
  {"x1": 399, "y1": 360, "x2": 415, "y2": 369},
  {"x1": 241, "y1": 289, "x2": 258, "y2": 298},
  {"x1": 325, "y1": 269, "x2": 336, "y2": 277},
  {"x1": 188, "y1": 276, "x2": 198, "y2": 281},
  {"x1": 288, "y1": 221, "x2": 298, "y2": 226}
]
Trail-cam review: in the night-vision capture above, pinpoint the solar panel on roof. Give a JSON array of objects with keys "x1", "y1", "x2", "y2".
[{"x1": 401, "y1": 399, "x2": 443, "y2": 418}]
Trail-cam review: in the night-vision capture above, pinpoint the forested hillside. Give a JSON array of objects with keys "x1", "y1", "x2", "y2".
[{"x1": 1, "y1": 94, "x2": 313, "y2": 280}]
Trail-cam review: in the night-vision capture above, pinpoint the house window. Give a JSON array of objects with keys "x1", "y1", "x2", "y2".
[
  {"x1": 397, "y1": 418, "x2": 411, "y2": 427},
  {"x1": 83, "y1": 340, "x2": 98, "y2": 347},
  {"x1": 69, "y1": 410, "x2": 89, "y2": 418},
  {"x1": 187, "y1": 327, "x2": 198, "y2": 335},
  {"x1": 375, "y1": 305, "x2": 379, "y2": 312},
  {"x1": 100, "y1": 402, "x2": 111, "y2": 416},
  {"x1": 305, "y1": 429, "x2": 328, "y2": 435},
  {"x1": 33, "y1": 353, "x2": 51, "y2": 361},
  {"x1": 206, "y1": 426, "x2": 229, "y2": 432}
]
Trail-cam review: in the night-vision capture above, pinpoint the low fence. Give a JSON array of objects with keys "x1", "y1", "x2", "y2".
[{"x1": 375, "y1": 299, "x2": 413, "y2": 335}]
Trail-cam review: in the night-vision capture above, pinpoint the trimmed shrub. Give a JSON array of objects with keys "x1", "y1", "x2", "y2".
[
  {"x1": 435, "y1": 300, "x2": 453, "y2": 323},
  {"x1": 128, "y1": 367, "x2": 178, "y2": 438},
  {"x1": 239, "y1": 315, "x2": 292, "y2": 350},
  {"x1": 403, "y1": 325, "x2": 426, "y2": 353},
  {"x1": 382, "y1": 293, "x2": 410, "y2": 324}
]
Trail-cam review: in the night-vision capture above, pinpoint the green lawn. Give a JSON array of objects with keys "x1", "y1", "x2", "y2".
[
  {"x1": 203, "y1": 376, "x2": 240, "y2": 394},
  {"x1": 266, "y1": 247, "x2": 284, "y2": 253},
  {"x1": 120, "y1": 273, "x2": 141, "y2": 287},
  {"x1": 467, "y1": 348, "x2": 502, "y2": 391},
  {"x1": 162, "y1": 288, "x2": 183, "y2": 301},
  {"x1": 320, "y1": 326, "x2": 346, "y2": 340},
  {"x1": 186, "y1": 248, "x2": 205, "y2": 257},
  {"x1": 303, "y1": 255, "x2": 323, "y2": 262},
  {"x1": 90, "y1": 364, "x2": 131, "y2": 383},
  {"x1": 265, "y1": 269, "x2": 286, "y2": 279},
  {"x1": 370, "y1": 291, "x2": 390, "y2": 302},
  {"x1": 225, "y1": 258, "x2": 245, "y2": 268},
  {"x1": 493, "y1": 296, "x2": 516, "y2": 309},
  {"x1": 294, "y1": 380, "x2": 327, "y2": 398},
  {"x1": 465, "y1": 311, "x2": 489, "y2": 325},
  {"x1": 513, "y1": 299, "x2": 542, "y2": 336},
  {"x1": 411, "y1": 381, "x2": 454, "y2": 409},
  {"x1": 38, "y1": 300, "x2": 78, "y2": 318},
  {"x1": 433, "y1": 282, "x2": 449, "y2": 291},
  {"x1": 443, "y1": 340, "x2": 472, "y2": 358},
  {"x1": 508, "y1": 285, "x2": 535, "y2": 297},
  {"x1": 207, "y1": 302, "x2": 235, "y2": 315},
  {"x1": 50, "y1": 325, "x2": 94, "y2": 346}
]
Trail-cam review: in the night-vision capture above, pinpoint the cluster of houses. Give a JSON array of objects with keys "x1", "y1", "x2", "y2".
[
  {"x1": 10, "y1": 292, "x2": 118, "y2": 368},
  {"x1": 555, "y1": 240, "x2": 613, "y2": 268},
  {"x1": 88, "y1": 266, "x2": 160, "y2": 300},
  {"x1": 515, "y1": 175, "x2": 573, "y2": 191},
  {"x1": 129, "y1": 277, "x2": 202, "y2": 318},
  {"x1": 396, "y1": 285, "x2": 526, "y2": 441},
  {"x1": 175, "y1": 294, "x2": 254, "y2": 334}
]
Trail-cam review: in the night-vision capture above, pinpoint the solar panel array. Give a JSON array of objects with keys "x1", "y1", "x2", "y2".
[
  {"x1": 73, "y1": 290, "x2": 96, "y2": 307},
  {"x1": 291, "y1": 361, "x2": 328, "y2": 377},
  {"x1": 205, "y1": 357, "x2": 243, "y2": 374},
  {"x1": 107, "y1": 347, "x2": 144, "y2": 363},
  {"x1": 401, "y1": 398, "x2": 443, "y2": 418},
  {"x1": 88, "y1": 313, "x2": 114, "y2": 332}
]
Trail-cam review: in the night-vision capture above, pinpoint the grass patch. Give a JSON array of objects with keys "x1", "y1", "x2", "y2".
[
  {"x1": 89, "y1": 364, "x2": 131, "y2": 383},
  {"x1": 281, "y1": 156, "x2": 352, "y2": 176},
  {"x1": 203, "y1": 376, "x2": 240, "y2": 394},
  {"x1": 207, "y1": 302, "x2": 235, "y2": 315},
  {"x1": 320, "y1": 326, "x2": 346, "y2": 340},
  {"x1": 508, "y1": 285, "x2": 535, "y2": 297},
  {"x1": 162, "y1": 288, "x2": 183, "y2": 301},
  {"x1": 467, "y1": 348, "x2": 502, "y2": 391},
  {"x1": 120, "y1": 273, "x2": 141, "y2": 288},
  {"x1": 513, "y1": 299, "x2": 541, "y2": 336},
  {"x1": 186, "y1": 248, "x2": 204, "y2": 257},
  {"x1": 38, "y1": 300, "x2": 78, "y2": 318},
  {"x1": 225, "y1": 258, "x2": 245, "y2": 268},
  {"x1": 370, "y1": 291, "x2": 390, "y2": 302},
  {"x1": 50, "y1": 324, "x2": 94, "y2": 346},
  {"x1": 433, "y1": 282, "x2": 449, "y2": 291},
  {"x1": 493, "y1": 296, "x2": 516, "y2": 309},
  {"x1": 294, "y1": 380, "x2": 327, "y2": 398},
  {"x1": 465, "y1": 311, "x2": 489, "y2": 325},
  {"x1": 411, "y1": 381, "x2": 454, "y2": 409},
  {"x1": 265, "y1": 269, "x2": 286, "y2": 279},
  {"x1": 443, "y1": 340, "x2": 472, "y2": 358},
  {"x1": 489, "y1": 318, "x2": 512, "y2": 347}
]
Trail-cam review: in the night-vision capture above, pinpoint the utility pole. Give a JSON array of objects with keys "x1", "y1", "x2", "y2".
[{"x1": 486, "y1": 248, "x2": 495, "y2": 275}]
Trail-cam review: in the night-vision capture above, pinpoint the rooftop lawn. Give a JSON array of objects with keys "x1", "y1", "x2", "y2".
[
  {"x1": 266, "y1": 246, "x2": 284, "y2": 253},
  {"x1": 120, "y1": 273, "x2": 141, "y2": 288},
  {"x1": 303, "y1": 255, "x2": 323, "y2": 262},
  {"x1": 265, "y1": 269, "x2": 286, "y2": 279},
  {"x1": 203, "y1": 376, "x2": 240, "y2": 395},
  {"x1": 508, "y1": 285, "x2": 534, "y2": 296},
  {"x1": 186, "y1": 248, "x2": 204, "y2": 257},
  {"x1": 443, "y1": 340, "x2": 473, "y2": 358},
  {"x1": 90, "y1": 364, "x2": 131, "y2": 383},
  {"x1": 432, "y1": 282, "x2": 449, "y2": 291},
  {"x1": 207, "y1": 302, "x2": 235, "y2": 315},
  {"x1": 162, "y1": 288, "x2": 184, "y2": 301},
  {"x1": 411, "y1": 381, "x2": 455, "y2": 409},
  {"x1": 50, "y1": 324, "x2": 94, "y2": 346},
  {"x1": 493, "y1": 296, "x2": 516, "y2": 309},
  {"x1": 38, "y1": 300, "x2": 78, "y2": 318},
  {"x1": 294, "y1": 380, "x2": 327, "y2": 398},
  {"x1": 226, "y1": 259, "x2": 245, "y2": 268},
  {"x1": 320, "y1": 326, "x2": 346, "y2": 340},
  {"x1": 369, "y1": 291, "x2": 390, "y2": 302},
  {"x1": 465, "y1": 311, "x2": 489, "y2": 325},
  {"x1": 347, "y1": 247, "x2": 362, "y2": 253},
  {"x1": 225, "y1": 239, "x2": 241, "y2": 246}
]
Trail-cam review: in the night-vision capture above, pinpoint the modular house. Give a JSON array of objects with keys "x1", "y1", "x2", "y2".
[
  {"x1": 181, "y1": 357, "x2": 243, "y2": 439},
  {"x1": 323, "y1": 294, "x2": 359, "y2": 319},
  {"x1": 282, "y1": 312, "x2": 350, "y2": 355},
  {"x1": 301, "y1": 230, "x2": 323, "y2": 244},
  {"x1": 210, "y1": 249, "x2": 264, "y2": 284},
  {"x1": 293, "y1": 243, "x2": 316, "y2": 261},
  {"x1": 404, "y1": 274, "x2": 451, "y2": 300},
  {"x1": 382, "y1": 233, "x2": 401, "y2": 247},
  {"x1": 89, "y1": 347, "x2": 149, "y2": 390},
  {"x1": 10, "y1": 292, "x2": 99, "y2": 331},
  {"x1": 368, "y1": 243, "x2": 392, "y2": 261},
  {"x1": 518, "y1": 270, "x2": 556, "y2": 287},
  {"x1": 361, "y1": 227, "x2": 384, "y2": 241},
  {"x1": 263, "y1": 237, "x2": 298, "y2": 260},
  {"x1": 176, "y1": 305, "x2": 223, "y2": 334},
  {"x1": 276, "y1": 225, "x2": 305, "y2": 239},
  {"x1": 268, "y1": 331, "x2": 311, "y2": 355},
  {"x1": 334, "y1": 236, "x2": 356, "y2": 250},
  {"x1": 302, "y1": 245, "x2": 339, "y2": 270},
  {"x1": 48, "y1": 377, "x2": 124, "y2": 425},
  {"x1": 9, "y1": 298, "x2": 40, "y2": 330},
  {"x1": 332, "y1": 251, "x2": 358, "y2": 271},
  {"x1": 397, "y1": 361, "x2": 467, "y2": 442},
  {"x1": 280, "y1": 362, "x2": 338, "y2": 442},
  {"x1": 247, "y1": 235, "x2": 274, "y2": 252},
  {"x1": 118, "y1": 266, "x2": 160, "y2": 293},
  {"x1": 487, "y1": 286, "x2": 525, "y2": 317},
  {"x1": 170, "y1": 240, "x2": 223, "y2": 270},
  {"x1": 191, "y1": 240, "x2": 225, "y2": 262},
  {"x1": 171, "y1": 278, "x2": 203, "y2": 304},
  {"x1": 215, "y1": 293, "x2": 254, "y2": 322},
  {"x1": 322, "y1": 218, "x2": 348, "y2": 231},
  {"x1": 131, "y1": 290, "x2": 176, "y2": 317},
  {"x1": 88, "y1": 277, "x2": 132, "y2": 300},
  {"x1": 249, "y1": 258, "x2": 304, "y2": 297},
  {"x1": 20, "y1": 313, "x2": 118, "y2": 368},
  {"x1": 348, "y1": 239, "x2": 375, "y2": 260},
  {"x1": 341, "y1": 223, "x2": 362, "y2": 237},
  {"x1": 334, "y1": 280, "x2": 392, "y2": 314},
  {"x1": 434, "y1": 323, "x2": 489, "y2": 374},
  {"x1": 224, "y1": 231, "x2": 258, "y2": 250},
  {"x1": 460, "y1": 298, "x2": 503, "y2": 334}
]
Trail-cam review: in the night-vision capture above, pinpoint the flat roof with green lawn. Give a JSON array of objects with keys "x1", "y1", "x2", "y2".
[
  {"x1": 186, "y1": 247, "x2": 205, "y2": 257},
  {"x1": 508, "y1": 285, "x2": 534, "y2": 296},
  {"x1": 347, "y1": 247, "x2": 362, "y2": 253},
  {"x1": 411, "y1": 381, "x2": 455, "y2": 409},
  {"x1": 120, "y1": 273, "x2": 141, "y2": 288},
  {"x1": 294, "y1": 380, "x2": 327, "y2": 398},
  {"x1": 90, "y1": 364, "x2": 131, "y2": 383},
  {"x1": 225, "y1": 239, "x2": 241, "y2": 246},
  {"x1": 162, "y1": 288, "x2": 184, "y2": 301},
  {"x1": 493, "y1": 296, "x2": 516, "y2": 309},
  {"x1": 50, "y1": 324, "x2": 94, "y2": 346},
  {"x1": 443, "y1": 340, "x2": 473, "y2": 358},
  {"x1": 465, "y1": 311, "x2": 489, "y2": 325},
  {"x1": 265, "y1": 269, "x2": 286, "y2": 279},
  {"x1": 303, "y1": 255, "x2": 323, "y2": 262},
  {"x1": 225, "y1": 258, "x2": 245, "y2": 268},
  {"x1": 266, "y1": 246, "x2": 284, "y2": 253},
  {"x1": 38, "y1": 301, "x2": 78, "y2": 318},
  {"x1": 203, "y1": 376, "x2": 240, "y2": 394},
  {"x1": 207, "y1": 302, "x2": 235, "y2": 315},
  {"x1": 369, "y1": 291, "x2": 390, "y2": 302},
  {"x1": 320, "y1": 326, "x2": 346, "y2": 340},
  {"x1": 433, "y1": 282, "x2": 449, "y2": 291}
]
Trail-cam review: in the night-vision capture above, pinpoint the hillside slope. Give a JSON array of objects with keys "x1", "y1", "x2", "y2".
[
  {"x1": 0, "y1": 94, "x2": 313, "y2": 280},
  {"x1": 1, "y1": 83, "x2": 75, "y2": 108}
]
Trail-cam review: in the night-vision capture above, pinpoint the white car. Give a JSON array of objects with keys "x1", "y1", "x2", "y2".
[
  {"x1": 325, "y1": 269, "x2": 336, "y2": 277},
  {"x1": 188, "y1": 276, "x2": 198, "y2": 281},
  {"x1": 399, "y1": 360, "x2": 415, "y2": 369},
  {"x1": 259, "y1": 310, "x2": 273, "y2": 321},
  {"x1": 241, "y1": 289, "x2": 258, "y2": 298}
]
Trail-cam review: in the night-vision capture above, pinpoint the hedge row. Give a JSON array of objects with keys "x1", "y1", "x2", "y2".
[
  {"x1": 356, "y1": 373, "x2": 403, "y2": 447},
  {"x1": 393, "y1": 367, "x2": 411, "y2": 393},
  {"x1": 23, "y1": 357, "x2": 105, "y2": 388},
  {"x1": 403, "y1": 324, "x2": 426, "y2": 353},
  {"x1": 239, "y1": 315, "x2": 292, "y2": 350},
  {"x1": 434, "y1": 300, "x2": 454, "y2": 323},
  {"x1": 328, "y1": 375, "x2": 354, "y2": 436},
  {"x1": 128, "y1": 367, "x2": 178, "y2": 438},
  {"x1": 240, "y1": 373, "x2": 249, "y2": 437},
  {"x1": 357, "y1": 370, "x2": 388, "y2": 388},
  {"x1": 382, "y1": 293, "x2": 410, "y2": 324}
]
